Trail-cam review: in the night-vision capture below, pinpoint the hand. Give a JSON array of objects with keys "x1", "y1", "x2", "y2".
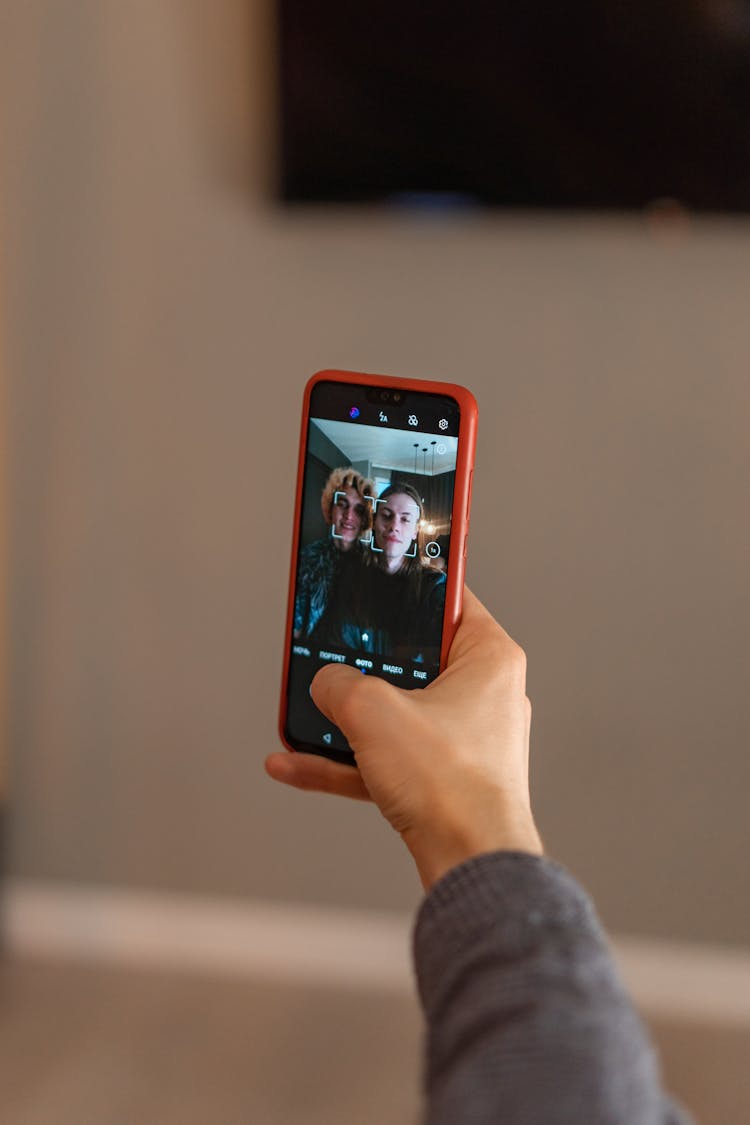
[{"x1": 266, "y1": 587, "x2": 543, "y2": 889}]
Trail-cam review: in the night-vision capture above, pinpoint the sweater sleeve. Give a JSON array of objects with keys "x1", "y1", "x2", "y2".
[{"x1": 413, "y1": 851, "x2": 693, "y2": 1125}]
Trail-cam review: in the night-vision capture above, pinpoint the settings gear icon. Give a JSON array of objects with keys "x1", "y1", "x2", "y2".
[{"x1": 438, "y1": 418, "x2": 449, "y2": 431}]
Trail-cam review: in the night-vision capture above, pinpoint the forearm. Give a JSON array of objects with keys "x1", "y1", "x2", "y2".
[{"x1": 414, "y1": 852, "x2": 692, "y2": 1125}]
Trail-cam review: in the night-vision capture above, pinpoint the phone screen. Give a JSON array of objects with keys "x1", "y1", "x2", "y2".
[{"x1": 284, "y1": 379, "x2": 461, "y2": 760}]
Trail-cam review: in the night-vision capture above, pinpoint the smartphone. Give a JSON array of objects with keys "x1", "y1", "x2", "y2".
[{"x1": 279, "y1": 369, "x2": 478, "y2": 764}]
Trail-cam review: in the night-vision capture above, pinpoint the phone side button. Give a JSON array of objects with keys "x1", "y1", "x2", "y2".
[
  {"x1": 463, "y1": 533, "x2": 469, "y2": 559},
  {"x1": 466, "y1": 469, "x2": 474, "y2": 519}
]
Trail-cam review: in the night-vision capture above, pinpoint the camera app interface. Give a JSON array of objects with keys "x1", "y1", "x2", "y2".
[{"x1": 285, "y1": 380, "x2": 460, "y2": 757}]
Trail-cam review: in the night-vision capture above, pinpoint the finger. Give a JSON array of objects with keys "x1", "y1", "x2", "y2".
[
  {"x1": 265, "y1": 751, "x2": 372, "y2": 801},
  {"x1": 310, "y1": 662, "x2": 362, "y2": 724},
  {"x1": 448, "y1": 585, "x2": 520, "y2": 662},
  {"x1": 460, "y1": 585, "x2": 516, "y2": 641},
  {"x1": 310, "y1": 661, "x2": 394, "y2": 730}
]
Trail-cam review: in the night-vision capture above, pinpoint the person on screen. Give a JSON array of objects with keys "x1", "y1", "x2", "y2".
[
  {"x1": 293, "y1": 467, "x2": 374, "y2": 641},
  {"x1": 370, "y1": 482, "x2": 430, "y2": 576},
  {"x1": 315, "y1": 482, "x2": 446, "y2": 662}
]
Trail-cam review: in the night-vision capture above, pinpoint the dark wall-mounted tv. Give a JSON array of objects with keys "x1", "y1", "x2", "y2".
[{"x1": 278, "y1": 0, "x2": 750, "y2": 211}]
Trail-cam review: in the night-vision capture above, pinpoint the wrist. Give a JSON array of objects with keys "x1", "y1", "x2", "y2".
[{"x1": 404, "y1": 805, "x2": 543, "y2": 891}]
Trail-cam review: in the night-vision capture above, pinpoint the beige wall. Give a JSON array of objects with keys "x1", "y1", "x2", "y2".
[{"x1": 2, "y1": 1, "x2": 749, "y2": 945}]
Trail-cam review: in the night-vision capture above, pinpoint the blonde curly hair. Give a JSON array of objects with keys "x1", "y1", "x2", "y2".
[{"x1": 321, "y1": 466, "x2": 375, "y2": 533}]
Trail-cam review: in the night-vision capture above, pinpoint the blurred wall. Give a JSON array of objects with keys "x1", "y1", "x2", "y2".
[{"x1": 2, "y1": 1, "x2": 749, "y2": 945}]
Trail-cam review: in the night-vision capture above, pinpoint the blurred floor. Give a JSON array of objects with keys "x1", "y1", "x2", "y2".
[
  {"x1": 1, "y1": 955, "x2": 749, "y2": 1125},
  {"x1": 0, "y1": 956, "x2": 422, "y2": 1125}
]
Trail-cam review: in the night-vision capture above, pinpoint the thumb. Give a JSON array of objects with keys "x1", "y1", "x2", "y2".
[{"x1": 310, "y1": 662, "x2": 392, "y2": 739}]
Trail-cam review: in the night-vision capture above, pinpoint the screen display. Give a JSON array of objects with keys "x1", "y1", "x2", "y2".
[
  {"x1": 280, "y1": 1, "x2": 750, "y2": 213},
  {"x1": 284, "y1": 380, "x2": 461, "y2": 759}
]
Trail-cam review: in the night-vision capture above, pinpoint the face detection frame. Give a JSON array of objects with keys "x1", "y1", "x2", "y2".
[
  {"x1": 330, "y1": 489, "x2": 367, "y2": 540},
  {"x1": 359, "y1": 494, "x2": 419, "y2": 557}
]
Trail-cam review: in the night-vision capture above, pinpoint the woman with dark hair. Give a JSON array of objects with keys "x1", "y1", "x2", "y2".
[
  {"x1": 369, "y1": 482, "x2": 425, "y2": 576},
  {"x1": 325, "y1": 482, "x2": 446, "y2": 664}
]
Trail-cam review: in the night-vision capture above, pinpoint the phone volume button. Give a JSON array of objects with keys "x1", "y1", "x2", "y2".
[{"x1": 466, "y1": 469, "x2": 474, "y2": 519}]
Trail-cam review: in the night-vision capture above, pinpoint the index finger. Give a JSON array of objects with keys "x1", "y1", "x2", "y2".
[{"x1": 448, "y1": 585, "x2": 521, "y2": 663}]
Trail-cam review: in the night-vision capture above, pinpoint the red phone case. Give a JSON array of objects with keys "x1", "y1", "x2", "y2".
[{"x1": 278, "y1": 369, "x2": 478, "y2": 753}]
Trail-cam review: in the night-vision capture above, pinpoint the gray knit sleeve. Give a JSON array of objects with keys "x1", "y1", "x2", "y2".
[{"x1": 413, "y1": 852, "x2": 693, "y2": 1125}]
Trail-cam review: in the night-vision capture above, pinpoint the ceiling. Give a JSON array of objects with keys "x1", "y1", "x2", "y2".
[{"x1": 313, "y1": 418, "x2": 457, "y2": 476}]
